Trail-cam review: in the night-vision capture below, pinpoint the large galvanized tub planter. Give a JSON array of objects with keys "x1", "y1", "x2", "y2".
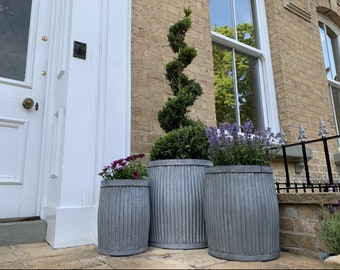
[
  {"x1": 204, "y1": 165, "x2": 280, "y2": 262},
  {"x1": 97, "y1": 179, "x2": 150, "y2": 256},
  {"x1": 147, "y1": 159, "x2": 213, "y2": 249}
]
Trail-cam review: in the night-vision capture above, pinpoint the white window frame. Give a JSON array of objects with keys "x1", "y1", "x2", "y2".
[{"x1": 210, "y1": 0, "x2": 279, "y2": 132}]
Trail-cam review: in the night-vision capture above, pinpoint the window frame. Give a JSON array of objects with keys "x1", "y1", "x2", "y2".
[
  {"x1": 318, "y1": 14, "x2": 340, "y2": 139},
  {"x1": 210, "y1": 0, "x2": 279, "y2": 132}
]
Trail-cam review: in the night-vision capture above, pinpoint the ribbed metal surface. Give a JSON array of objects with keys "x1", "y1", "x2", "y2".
[
  {"x1": 204, "y1": 166, "x2": 280, "y2": 261},
  {"x1": 147, "y1": 159, "x2": 213, "y2": 249},
  {"x1": 97, "y1": 180, "x2": 150, "y2": 256}
]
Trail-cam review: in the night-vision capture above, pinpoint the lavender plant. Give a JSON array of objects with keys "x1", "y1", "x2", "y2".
[
  {"x1": 319, "y1": 200, "x2": 340, "y2": 255},
  {"x1": 99, "y1": 154, "x2": 148, "y2": 180},
  {"x1": 205, "y1": 120, "x2": 280, "y2": 166}
]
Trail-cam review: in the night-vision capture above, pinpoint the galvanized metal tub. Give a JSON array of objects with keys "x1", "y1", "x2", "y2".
[
  {"x1": 204, "y1": 165, "x2": 280, "y2": 261},
  {"x1": 97, "y1": 179, "x2": 150, "y2": 256},
  {"x1": 147, "y1": 159, "x2": 213, "y2": 249}
]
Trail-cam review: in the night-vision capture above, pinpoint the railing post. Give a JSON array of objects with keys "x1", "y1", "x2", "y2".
[
  {"x1": 298, "y1": 124, "x2": 310, "y2": 186},
  {"x1": 301, "y1": 141, "x2": 311, "y2": 185},
  {"x1": 282, "y1": 145, "x2": 290, "y2": 188},
  {"x1": 279, "y1": 128, "x2": 289, "y2": 192},
  {"x1": 323, "y1": 137, "x2": 333, "y2": 185},
  {"x1": 319, "y1": 119, "x2": 333, "y2": 186}
]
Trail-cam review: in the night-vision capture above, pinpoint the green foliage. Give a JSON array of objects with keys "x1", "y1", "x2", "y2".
[
  {"x1": 150, "y1": 121, "x2": 209, "y2": 160},
  {"x1": 319, "y1": 201, "x2": 340, "y2": 255},
  {"x1": 158, "y1": 7, "x2": 203, "y2": 133},
  {"x1": 151, "y1": 7, "x2": 208, "y2": 160},
  {"x1": 209, "y1": 140, "x2": 271, "y2": 166}
]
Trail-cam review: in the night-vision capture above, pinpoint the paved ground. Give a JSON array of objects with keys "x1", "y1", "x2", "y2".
[{"x1": 0, "y1": 242, "x2": 338, "y2": 269}]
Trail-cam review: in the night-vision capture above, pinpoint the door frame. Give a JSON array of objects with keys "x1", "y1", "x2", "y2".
[{"x1": 37, "y1": 0, "x2": 132, "y2": 248}]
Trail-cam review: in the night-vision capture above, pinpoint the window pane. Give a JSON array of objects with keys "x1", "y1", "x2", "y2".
[
  {"x1": 0, "y1": 0, "x2": 32, "y2": 81},
  {"x1": 319, "y1": 24, "x2": 332, "y2": 79},
  {"x1": 327, "y1": 25, "x2": 340, "y2": 82},
  {"x1": 213, "y1": 44, "x2": 236, "y2": 124},
  {"x1": 326, "y1": 27, "x2": 337, "y2": 80},
  {"x1": 235, "y1": 0, "x2": 256, "y2": 47},
  {"x1": 331, "y1": 86, "x2": 340, "y2": 134},
  {"x1": 235, "y1": 51, "x2": 260, "y2": 128},
  {"x1": 212, "y1": 44, "x2": 260, "y2": 128},
  {"x1": 210, "y1": 0, "x2": 257, "y2": 47},
  {"x1": 319, "y1": 21, "x2": 340, "y2": 82},
  {"x1": 210, "y1": 0, "x2": 233, "y2": 37}
]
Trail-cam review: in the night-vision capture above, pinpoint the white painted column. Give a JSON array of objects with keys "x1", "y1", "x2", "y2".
[{"x1": 41, "y1": 0, "x2": 131, "y2": 248}]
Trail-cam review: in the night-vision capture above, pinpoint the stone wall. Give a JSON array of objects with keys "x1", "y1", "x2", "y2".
[
  {"x1": 278, "y1": 193, "x2": 340, "y2": 258},
  {"x1": 266, "y1": 0, "x2": 335, "y2": 141},
  {"x1": 130, "y1": 0, "x2": 216, "y2": 159},
  {"x1": 265, "y1": 0, "x2": 340, "y2": 177}
]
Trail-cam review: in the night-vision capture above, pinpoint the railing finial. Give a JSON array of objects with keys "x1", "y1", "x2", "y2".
[
  {"x1": 318, "y1": 118, "x2": 329, "y2": 138},
  {"x1": 298, "y1": 123, "x2": 307, "y2": 141}
]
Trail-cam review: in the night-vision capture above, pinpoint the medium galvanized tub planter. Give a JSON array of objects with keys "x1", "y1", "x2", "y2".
[
  {"x1": 147, "y1": 159, "x2": 213, "y2": 249},
  {"x1": 97, "y1": 179, "x2": 150, "y2": 256},
  {"x1": 204, "y1": 165, "x2": 280, "y2": 261}
]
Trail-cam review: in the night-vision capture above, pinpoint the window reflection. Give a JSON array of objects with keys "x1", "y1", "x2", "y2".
[
  {"x1": 210, "y1": 0, "x2": 257, "y2": 48},
  {"x1": 212, "y1": 44, "x2": 259, "y2": 127},
  {"x1": 331, "y1": 86, "x2": 340, "y2": 132},
  {"x1": 319, "y1": 21, "x2": 340, "y2": 81}
]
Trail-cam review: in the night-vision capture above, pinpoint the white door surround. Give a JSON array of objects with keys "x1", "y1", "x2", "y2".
[{"x1": 37, "y1": 0, "x2": 131, "y2": 248}]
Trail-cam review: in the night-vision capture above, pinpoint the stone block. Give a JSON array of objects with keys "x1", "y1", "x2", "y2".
[{"x1": 0, "y1": 220, "x2": 47, "y2": 246}]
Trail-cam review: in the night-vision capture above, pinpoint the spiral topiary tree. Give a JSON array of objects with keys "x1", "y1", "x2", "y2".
[
  {"x1": 158, "y1": 7, "x2": 203, "y2": 133},
  {"x1": 150, "y1": 7, "x2": 208, "y2": 160}
]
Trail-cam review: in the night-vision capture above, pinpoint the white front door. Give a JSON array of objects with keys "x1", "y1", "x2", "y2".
[{"x1": 0, "y1": 0, "x2": 51, "y2": 218}]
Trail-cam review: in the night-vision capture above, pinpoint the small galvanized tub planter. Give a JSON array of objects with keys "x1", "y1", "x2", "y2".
[
  {"x1": 204, "y1": 165, "x2": 280, "y2": 261},
  {"x1": 97, "y1": 179, "x2": 150, "y2": 256},
  {"x1": 147, "y1": 159, "x2": 213, "y2": 249}
]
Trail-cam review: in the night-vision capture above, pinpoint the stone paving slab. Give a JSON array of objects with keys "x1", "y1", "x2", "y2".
[{"x1": 0, "y1": 242, "x2": 337, "y2": 269}]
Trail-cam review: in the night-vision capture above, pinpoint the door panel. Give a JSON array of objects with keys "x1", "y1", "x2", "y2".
[
  {"x1": 0, "y1": 0, "x2": 51, "y2": 218},
  {"x1": 0, "y1": 118, "x2": 27, "y2": 184}
]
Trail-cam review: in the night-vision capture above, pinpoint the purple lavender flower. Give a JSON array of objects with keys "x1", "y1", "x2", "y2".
[
  {"x1": 205, "y1": 120, "x2": 280, "y2": 166},
  {"x1": 243, "y1": 120, "x2": 254, "y2": 136}
]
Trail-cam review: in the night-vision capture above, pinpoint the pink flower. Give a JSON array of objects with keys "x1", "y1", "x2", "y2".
[
  {"x1": 99, "y1": 153, "x2": 147, "y2": 180},
  {"x1": 132, "y1": 171, "x2": 139, "y2": 179}
]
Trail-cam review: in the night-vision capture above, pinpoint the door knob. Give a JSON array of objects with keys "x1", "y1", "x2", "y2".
[{"x1": 22, "y1": 98, "x2": 35, "y2": 110}]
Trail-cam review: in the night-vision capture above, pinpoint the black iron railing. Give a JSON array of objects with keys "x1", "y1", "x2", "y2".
[{"x1": 275, "y1": 120, "x2": 340, "y2": 193}]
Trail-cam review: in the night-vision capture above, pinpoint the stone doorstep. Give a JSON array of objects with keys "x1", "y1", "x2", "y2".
[{"x1": 0, "y1": 220, "x2": 47, "y2": 246}]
